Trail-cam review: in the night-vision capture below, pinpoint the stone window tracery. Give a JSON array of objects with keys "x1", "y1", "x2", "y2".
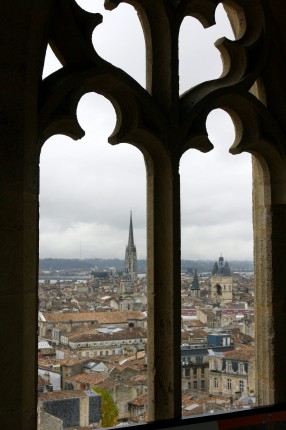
[{"x1": 37, "y1": 0, "x2": 279, "y2": 423}]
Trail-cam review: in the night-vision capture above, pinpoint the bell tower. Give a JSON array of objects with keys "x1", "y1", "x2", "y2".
[{"x1": 210, "y1": 255, "x2": 233, "y2": 305}]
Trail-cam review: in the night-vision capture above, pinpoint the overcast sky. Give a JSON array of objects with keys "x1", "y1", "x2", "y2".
[{"x1": 40, "y1": 1, "x2": 253, "y2": 261}]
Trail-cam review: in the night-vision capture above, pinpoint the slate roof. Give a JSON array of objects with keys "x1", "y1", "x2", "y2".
[{"x1": 212, "y1": 256, "x2": 232, "y2": 276}]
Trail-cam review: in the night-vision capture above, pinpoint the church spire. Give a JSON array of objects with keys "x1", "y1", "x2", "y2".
[
  {"x1": 125, "y1": 211, "x2": 137, "y2": 281},
  {"x1": 128, "y1": 211, "x2": 135, "y2": 248}
]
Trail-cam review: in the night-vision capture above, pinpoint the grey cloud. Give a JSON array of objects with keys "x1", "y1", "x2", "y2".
[{"x1": 40, "y1": 2, "x2": 253, "y2": 261}]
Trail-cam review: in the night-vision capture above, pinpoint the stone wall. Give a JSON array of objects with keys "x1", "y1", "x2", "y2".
[
  {"x1": 38, "y1": 408, "x2": 63, "y2": 430},
  {"x1": 41, "y1": 391, "x2": 101, "y2": 428}
]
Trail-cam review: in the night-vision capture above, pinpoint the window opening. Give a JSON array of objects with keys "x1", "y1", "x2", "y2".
[
  {"x1": 42, "y1": 44, "x2": 62, "y2": 79},
  {"x1": 179, "y1": 2, "x2": 253, "y2": 418},
  {"x1": 180, "y1": 108, "x2": 253, "y2": 414},
  {"x1": 38, "y1": 0, "x2": 259, "y2": 427},
  {"x1": 38, "y1": 90, "x2": 147, "y2": 427},
  {"x1": 179, "y1": 3, "x2": 236, "y2": 94},
  {"x1": 75, "y1": 0, "x2": 146, "y2": 87}
]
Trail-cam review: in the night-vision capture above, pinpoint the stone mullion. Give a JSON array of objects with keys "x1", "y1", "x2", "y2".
[
  {"x1": 0, "y1": 4, "x2": 40, "y2": 427},
  {"x1": 0, "y1": 154, "x2": 38, "y2": 429},
  {"x1": 252, "y1": 157, "x2": 273, "y2": 405},
  {"x1": 255, "y1": 201, "x2": 286, "y2": 405},
  {"x1": 253, "y1": 155, "x2": 286, "y2": 405},
  {"x1": 146, "y1": 156, "x2": 181, "y2": 421}
]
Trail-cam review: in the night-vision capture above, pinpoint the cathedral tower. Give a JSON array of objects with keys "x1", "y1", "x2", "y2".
[
  {"x1": 210, "y1": 255, "x2": 233, "y2": 305},
  {"x1": 125, "y1": 212, "x2": 137, "y2": 281}
]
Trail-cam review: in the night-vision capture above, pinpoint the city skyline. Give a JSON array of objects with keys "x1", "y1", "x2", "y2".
[{"x1": 39, "y1": 1, "x2": 253, "y2": 261}]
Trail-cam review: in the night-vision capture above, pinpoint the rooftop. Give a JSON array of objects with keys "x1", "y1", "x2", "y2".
[
  {"x1": 223, "y1": 346, "x2": 255, "y2": 361},
  {"x1": 38, "y1": 390, "x2": 98, "y2": 401},
  {"x1": 40, "y1": 310, "x2": 146, "y2": 324}
]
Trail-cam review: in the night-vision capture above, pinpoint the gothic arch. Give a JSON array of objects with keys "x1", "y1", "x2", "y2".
[
  {"x1": 37, "y1": 0, "x2": 286, "y2": 420},
  {"x1": 2, "y1": 1, "x2": 286, "y2": 428},
  {"x1": 215, "y1": 283, "x2": 222, "y2": 295}
]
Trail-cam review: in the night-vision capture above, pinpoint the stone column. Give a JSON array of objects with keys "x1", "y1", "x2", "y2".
[
  {"x1": 146, "y1": 155, "x2": 181, "y2": 421},
  {"x1": 0, "y1": 2, "x2": 44, "y2": 428},
  {"x1": 253, "y1": 154, "x2": 286, "y2": 404}
]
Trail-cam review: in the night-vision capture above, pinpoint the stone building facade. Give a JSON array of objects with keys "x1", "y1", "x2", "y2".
[
  {"x1": 60, "y1": 326, "x2": 147, "y2": 357},
  {"x1": 181, "y1": 336, "x2": 233, "y2": 396},
  {"x1": 38, "y1": 390, "x2": 101, "y2": 428},
  {"x1": 208, "y1": 347, "x2": 255, "y2": 400}
]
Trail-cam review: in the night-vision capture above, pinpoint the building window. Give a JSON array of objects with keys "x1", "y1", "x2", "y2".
[
  {"x1": 226, "y1": 361, "x2": 232, "y2": 372},
  {"x1": 239, "y1": 363, "x2": 244, "y2": 373},
  {"x1": 193, "y1": 381, "x2": 197, "y2": 389},
  {"x1": 214, "y1": 378, "x2": 218, "y2": 389},
  {"x1": 193, "y1": 368, "x2": 197, "y2": 376},
  {"x1": 214, "y1": 360, "x2": 218, "y2": 370},
  {"x1": 201, "y1": 380, "x2": 205, "y2": 390},
  {"x1": 185, "y1": 368, "x2": 190, "y2": 377},
  {"x1": 239, "y1": 380, "x2": 244, "y2": 392},
  {"x1": 227, "y1": 379, "x2": 232, "y2": 390},
  {"x1": 196, "y1": 356, "x2": 203, "y2": 363}
]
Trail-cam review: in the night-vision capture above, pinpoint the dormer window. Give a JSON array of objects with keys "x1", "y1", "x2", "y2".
[
  {"x1": 226, "y1": 361, "x2": 232, "y2": 372},
  {"x1": 239, "y1": 363, "x2": 244, "y2": 373}
]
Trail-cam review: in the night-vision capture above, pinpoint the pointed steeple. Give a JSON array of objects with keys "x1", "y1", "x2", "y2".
[
  {"x1": 128, "y1": 211, "x2": 135, "y2": 248},
  {"x1": 125, "y1": 211, "x2": 137, "y2": 281},
  {"x1": 190, "y1": 269, "x2": 201, "y2": 298},
  {"x1": 191, "y1": 269, "x2": 200, "y2": 290}
]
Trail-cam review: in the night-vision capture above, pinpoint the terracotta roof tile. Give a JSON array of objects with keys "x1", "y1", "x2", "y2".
[
  {"x1": 223, "y1": 346, "x2": 255, "y2": 361},
  {"x1": 128, "y1": 393, "x2": 147, "y2": 407},
  {"x1": 67, "y1": 373, "x2": 108, "y2": 384},
  {"x1": 41, "y1": 310, "x2": 146, "y2": 324},
  {"x1": 66, "y1": 327, "x2": 147, "y2": 342},
  {"x1": 39, "y1": 390, "x2": 89, "y2": 401}
]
